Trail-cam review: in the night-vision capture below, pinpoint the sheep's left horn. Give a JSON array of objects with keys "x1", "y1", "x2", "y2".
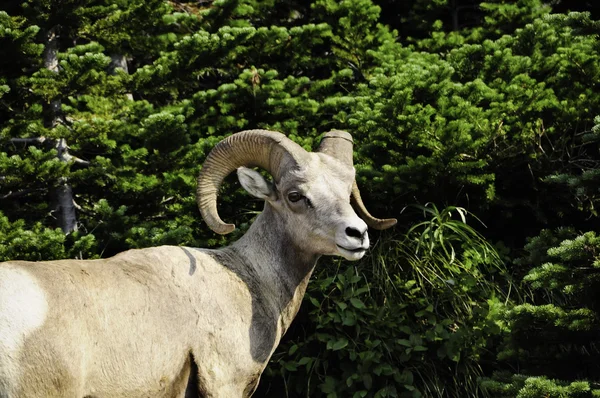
[
  {"x1": 350, "y1": 181, "x2": 397, "y2": 230},
  {"x1": 317, "y1": 130, "x2": 397, "y2": 230}
]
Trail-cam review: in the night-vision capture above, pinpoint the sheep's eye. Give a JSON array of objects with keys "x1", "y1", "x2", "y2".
[{"x1": 288, "y1": 191, "x2": 303, "y2": 203}]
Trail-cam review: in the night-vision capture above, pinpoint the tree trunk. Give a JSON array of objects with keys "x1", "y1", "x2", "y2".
[
  {"x1": 43, "y1": 27, "x2": 61, "y2": 127},
  {"x1": 54, "y1": 138, "x2": 79, "y2": 233},
  {"x1": 44, "y1": 26, "x2": 78, "y2": 234},
  {"x1": 451, "y1": 0, "x2": 459, "y2": 32},
  {"x1": 110, "y1": 53, "x2": 134, "y2": 100}
]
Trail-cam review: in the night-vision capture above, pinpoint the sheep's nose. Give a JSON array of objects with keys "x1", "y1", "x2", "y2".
[{"x1": 345, "y1": 226, "x2": 366, "y2": 241}]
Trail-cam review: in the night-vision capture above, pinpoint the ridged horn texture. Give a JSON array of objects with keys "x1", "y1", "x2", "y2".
[
  {"x1": 317, "y1": 130, "x2": 354, "y2": 167},
  {"x1": 197, "y1": 129, "x2": 308, "y2": 235},
  {"x1": 318, "y1": 130, "x2": 397, "y2": 230}
]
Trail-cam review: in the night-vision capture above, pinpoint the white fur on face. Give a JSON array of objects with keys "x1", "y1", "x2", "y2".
[
  {"x1": 277, "y1": 154, "x2": 369, "y2": 260},
  {"x1": 0, "y1": 266, "x2": 48, "y2": 394}
]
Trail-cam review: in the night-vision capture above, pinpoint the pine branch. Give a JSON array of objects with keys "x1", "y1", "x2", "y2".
[
  {"x1": 54, "y1": 138, "x2": 90, "y2": 166},
  {"x1": 0, "y1": 187, "x2": 46, "y2": 200},
  {"x1": 8, "y1": 137, "x2": 90, "y2": 166},
  {"x1": 9, "y1": 137, "x2": 48, "y2": 145}
]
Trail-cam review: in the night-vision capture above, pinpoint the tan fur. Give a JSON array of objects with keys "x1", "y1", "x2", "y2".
[{"x1": 0, "y1": 150, "x2": 379, "y2": 397}]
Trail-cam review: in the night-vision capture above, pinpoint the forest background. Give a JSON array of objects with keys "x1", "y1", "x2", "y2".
[{"x1": 1, "y1": 0, "x2": 600, "y2": 396}]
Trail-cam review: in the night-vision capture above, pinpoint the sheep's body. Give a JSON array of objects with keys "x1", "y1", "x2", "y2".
[
  {"x1": 0, "y1": 242, "x2": 309, "y2": 397},
  {"x1": 0, "y1": 208, "x2": 315, "y2": 398},
  {"x1": 0, "y1": 130, "x2": 395, "y2": 397},
  {"x1": 1, "y1": 247, "x2": 201, "y2": 398}
]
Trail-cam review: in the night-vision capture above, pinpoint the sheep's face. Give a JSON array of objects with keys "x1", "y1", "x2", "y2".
[{"x1": 237, "y1": 154, "x2": 369, "y2": 261}]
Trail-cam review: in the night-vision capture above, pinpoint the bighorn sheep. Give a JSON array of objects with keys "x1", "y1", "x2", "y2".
[{"x1": 0, "y1": 130, "x2": 396, "y2": 397}]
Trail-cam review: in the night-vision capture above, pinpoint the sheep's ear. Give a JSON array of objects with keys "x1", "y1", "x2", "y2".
[{"x1": 237, "y1": 167, "x2": 277, "y2": 201}]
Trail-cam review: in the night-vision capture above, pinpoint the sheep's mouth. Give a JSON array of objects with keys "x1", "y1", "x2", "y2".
[
  {"x1": 336, "y1": 244, "x2": 367, "y2": 254},
  {"x1": 336, "y1": 244, "x2": 368, "y2": 261}
]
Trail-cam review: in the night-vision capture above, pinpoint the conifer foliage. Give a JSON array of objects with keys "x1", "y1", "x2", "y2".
[
  {"x1": 481, "y1": 228, "x2": 600, "y2": 397},
  {"x1": 1, "y1": 0, "x2": 600, "y2": 397}
]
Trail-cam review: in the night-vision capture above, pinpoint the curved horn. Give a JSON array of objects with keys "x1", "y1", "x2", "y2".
[
  {"x1": 318, "y1": 130, "x2": 397, "y2": 230},
  {"x1": 351, "y1": 181, "x2": 397, "y2": 230},
  {"x1": 197, "y1": 129, "x2": 308, "y2": 235},
  {"x1": 317, "y1": 130, "x2": 354, "y2": 166}
]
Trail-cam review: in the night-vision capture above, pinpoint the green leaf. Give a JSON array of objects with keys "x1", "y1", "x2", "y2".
[
  {"x1": 350, "y1": 297, "x2": 366, "y2": 309},
  {"x1": 288, "y1": 344, "x2": 298, "y2": 355},
  {"x1": 342, "y1": 311, "x2": 357, "y2": 326},
  {"x1": 309, "y1": 296, "x2": 320, "y2": 308},
  {"x1": 283, "y1": 362, "x2": 297, "y2": 371},
  {"x1": 321, "y1": 376, "x2": 337, "y2": 394},
  {"x1": 332, "y1": 337, "x2": 349, "y2": 351},
  {"x1": 298, "y1": 357, "x2": 312, "y2": 366}
]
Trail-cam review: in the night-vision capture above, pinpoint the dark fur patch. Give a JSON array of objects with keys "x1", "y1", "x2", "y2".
[
  {"x1": 181, "y1": 247, "x2": 197, "y2": 276},
  {"x1": 243, "y1": 372, "x2": 261, "y2": 397}
]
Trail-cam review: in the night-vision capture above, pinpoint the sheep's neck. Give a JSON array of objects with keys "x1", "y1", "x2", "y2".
[{"x1": 228, "y1": 204, "x2": 319, "y2": 336}]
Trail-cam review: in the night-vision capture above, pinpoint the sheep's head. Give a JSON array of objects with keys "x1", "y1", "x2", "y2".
[{"x1": 197, "y1": 130, "x2": 396, "y2": 261}]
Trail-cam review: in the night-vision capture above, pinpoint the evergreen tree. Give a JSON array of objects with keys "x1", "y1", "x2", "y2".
[
  {"x1": 2, "y1": 0, "x2": 600, "y2": 397},
  {"x1": 0, "y1": 0, "x2": 205, "y2": 258},
  {"x1": 4, "y1": 0, "x2": 597, "y2": 256},
  {"x1": 481, "y1": 228, "x2": 600, "y2": 397}
]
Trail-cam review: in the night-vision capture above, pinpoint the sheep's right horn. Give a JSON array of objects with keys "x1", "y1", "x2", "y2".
[
  {"x1": 317, "y1": 130, "x2": 354, "y2": 167},
  {"x1": 197, "y1": 130, "x2": 308, "y2": 235}
]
